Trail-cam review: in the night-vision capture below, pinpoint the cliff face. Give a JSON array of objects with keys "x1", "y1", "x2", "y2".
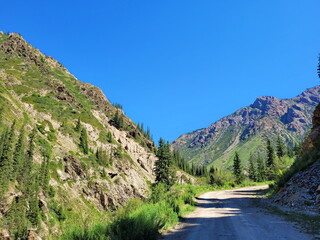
[
  {"x1": 0, "y1": 32, "x2": 156, "y2": 238},
  {"x1": 172, "y1": 86, "x2": 320, "y2": 168}
]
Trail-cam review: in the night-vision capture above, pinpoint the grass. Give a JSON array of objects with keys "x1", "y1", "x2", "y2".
[
  {"x1": 60, "y1": 183, "x2": 211, "y2": 240},
  {"x1": 61, "y1": 180, "x2": 273, "y2": 240}
]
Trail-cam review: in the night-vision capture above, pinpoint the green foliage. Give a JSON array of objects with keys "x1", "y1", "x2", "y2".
[
  {"x1": 49, "y1": 201, "x2": 67, "y2": 222},
  {"x1": 75, "y1": 117, "x2": 81, "y2": 132},
  {"x1": 99, "y1": 130, "x2": 113, "y2": 144},
  {"x1": 62, "y1": 184, "x2": 208, "y2": 240},
  {"x1": 112, "y1": 103, "x2": 123, "y2": 109},
  {"x1": 248, "y1": 153, "x2": 257, "y2": 181},
  {"x1": 112, "y1": 145, "x2": 123, "y2": 159},
  {"x1": 233, "y1": 152, "x2": 244, "y2": 184},
  {"x1": 256, "y1": 153, "x2": 267, "y2": 182},
  {"x1": 173, "y1": 150, "x2": 208, "y2": 177},
  {"x1": 209, "y1": 169, "x2": 235, "y2": 187},
  {"x1": 39, "y1": 156, "x2": 50, "y2": 193},
  {"x1": 36, "y1": 120, "x2": 56, "y2": 141},
  {"x1": 95, "y1": 148, "x2": 111, "y2": 167},
  {"x1": 137, "y1": 122, "x2": 152, "y2": 141},
  {"x1": 7, "y1": 196, "x2": 28, "y2": 239},
  {"x1": 12, "y1": 126, "x2": 25, "y2": 180},
  {"x1": 273, "y1": 138, "x2": 320, "y2": 192},
  {"x1": 0, "y1": 121, "x2": 16, "y2": 184},
  {"x1": 266, "y1": 139, "x2": 275, "y2": 167},
  {"x1": 111, "y1": 110, "x2": 124, "y2": 130},
  {"x1": 154, "y1": 138, "x2": 176, "y2": 187},
  {"x1": 79, "y1": 128, "x2": 89, "y2": 154},
  {"x1": 276, "y1": 135, "x2": 285, "y2": 159}
]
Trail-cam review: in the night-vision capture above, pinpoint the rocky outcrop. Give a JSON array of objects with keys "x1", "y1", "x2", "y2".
[
  {"x1": 172, "y1": 86, "x2": 320, "y2": 167},
  {"x1": 273, "y1": 160, "x2": 320, "y2": 211}
]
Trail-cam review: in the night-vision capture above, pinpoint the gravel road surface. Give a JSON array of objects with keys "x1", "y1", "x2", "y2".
[{"x1": 163, "y1": 185, "x2": 313, "y2": 240}]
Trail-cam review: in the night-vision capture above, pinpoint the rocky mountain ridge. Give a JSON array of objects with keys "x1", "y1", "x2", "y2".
[{"x1": 172, "y1": 86, "x2": 320, "y2": 168}]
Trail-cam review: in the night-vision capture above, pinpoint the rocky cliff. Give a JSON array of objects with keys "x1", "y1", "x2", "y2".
[
  {"x1": 172, "y1": 86, "x2": 320, "y2": 168},
  {"x1": 0, "y1": 32, "x2": 157, "y2": 238}
]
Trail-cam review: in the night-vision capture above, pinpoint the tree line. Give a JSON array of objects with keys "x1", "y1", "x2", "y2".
[{"x1": 232, "y1": 136, "x2": 301, "y2": 184}]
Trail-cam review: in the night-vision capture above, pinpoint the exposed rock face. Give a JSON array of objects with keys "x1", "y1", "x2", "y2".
[
  {"x1": 172, "y1": 86, "x2": 320, "y2": 167},
  {"x1": 273, "y1": 160, "x2": 320, "y2": 211}
]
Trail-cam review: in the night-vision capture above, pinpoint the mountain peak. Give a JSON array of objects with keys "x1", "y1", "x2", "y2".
[{"x1": 172, "y1": 86, "x2": 320, "y2": 168}]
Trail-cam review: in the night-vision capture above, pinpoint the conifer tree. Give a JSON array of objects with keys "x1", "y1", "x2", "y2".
[
  {"x1": 266, "y1": 139, "x2": 275, "y2": 167},
  {"x1": 95, "y1": 147, "x2": 109, "y2": 166},
  {"x1": 248, "y1": 153, "x2": 257, "y2": 181},
  {"x1": 12, "y1": 126, "x2": 25, "y2": 180},
  {"x1": 26, "y1": 174, "x2": 40, "y2": 226},
  {"x1": 154, "y1": 138, "x2": 175, "y2": 187},
  {"x1": 80, "y1": 128, "x2": 89, "y2": 154},
  {"x1": 0, "y1": 121, "x2": 16, "y2": 183},
  {"x1": 112, "y1": 111, "x2": 124, "y2": 129},
  {"x1": 25, "y1": 129, "x2": 36, "y2": 174},
  {"x1": 106, "y1": 131, "x2": 113, "y2": 143},
  {"x1": 39, "y1": 156, "x2": 50, "y2": 192},
  {"x1": 256, "y1": 153, "x2": 266, "y2": 182},
  {"x1": 8, "y1": 196, "x2": 28, "y2": 239},
  {"x1": 233, "y1": 152, "x2": 243, "y2": 184},
  {"x1": 276, "y1": 135, "x2": 285, "y2": 159}
]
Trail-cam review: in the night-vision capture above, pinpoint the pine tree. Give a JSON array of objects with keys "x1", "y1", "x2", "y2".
[
  {"x1": 8, "y1": 196, "x2": 28, "y2": 239},
  {"x1": 256, "y1": 153, "x2": 266, "y2": 182},
  {"x1": 276, "y1": 135, "x2": 285, "y2": 159},
  {"x1": 106, "y1": 131, "x2": 113, "y2": 143},
  {"x1": 112, "y1": 111, "x2": 124, "y2": 129},
  {"x1": 266, "y1": 139, "x2": 275, "y2": 168},
  {"x1": 154, "y1": 138, "x2": 175, "y2": 187},
  {"x1": 0, "y1": 121, "x2": 16, "y2": 183},
  {"x1": 266, "y1": 139, "x2": 276, "y2": 180},
  {"x1": 248, "y1": 153, "x2": 257, "y2": 182},
  {"x1": 19, "y1": 128, "x2": 36, "y2": 185},
  {"x1": 233, "y1": 152, "x2": 243, "y2": 184},
  {"x1": 26, "y1": 174, "x2": 40, "y2": 226},
  {"x1": 39, "y1": 156, "x2": 50, "y2": 193},
  {"x1": 95, "y1": 147, "x2": 109, "y2": 166},
  {"x1": 79, "y1": 128, "x2": 89, "y2": 154},
  {"x1": 12, "y1": 126, "x2": 25, "y2": 180}
]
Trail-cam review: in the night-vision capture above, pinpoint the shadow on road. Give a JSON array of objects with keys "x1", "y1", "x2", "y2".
[{"x1": 161, "y1": 186, "x2": 311, "y2": 240}]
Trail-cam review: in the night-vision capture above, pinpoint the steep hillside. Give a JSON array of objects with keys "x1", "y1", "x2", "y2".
[
  {"x1": 273, "y1": 100, "x2": 320, "y2": 212},
  {"x1": 172, "y1": 86, "x2": 320, "y2": 168},
  {"x1": 0, "y1": 32, "x2": 157, "y2": 238}
]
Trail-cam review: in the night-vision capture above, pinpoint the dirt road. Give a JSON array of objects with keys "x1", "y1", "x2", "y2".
[{"x1": 163, "y1": 185, "x2": 312, "y2": 240}]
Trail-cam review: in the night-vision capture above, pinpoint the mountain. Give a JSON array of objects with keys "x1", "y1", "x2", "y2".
[
  {"x1": 172, "y1": 86, "x2": 320, "y2": 168},
  {"x1": 0, "y1": 32, "x2": 157, "y2": 238}
]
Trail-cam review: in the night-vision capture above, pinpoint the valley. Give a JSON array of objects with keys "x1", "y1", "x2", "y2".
[{"x1": 0, "y1": 30, "x2": 319, "y2": 240}]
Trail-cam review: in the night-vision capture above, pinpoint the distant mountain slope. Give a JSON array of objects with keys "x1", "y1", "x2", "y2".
[
  {"x1": 0, "y1": 32, "x2": 156, "y2": 238},
  {"x1": 172, "y1": 86, "x2": 320, "y2": 168}
]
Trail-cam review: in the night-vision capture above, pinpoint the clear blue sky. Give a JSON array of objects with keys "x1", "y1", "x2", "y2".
[{"x1": 1, "y1": 1, "x2": 319, "y2": 142}]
